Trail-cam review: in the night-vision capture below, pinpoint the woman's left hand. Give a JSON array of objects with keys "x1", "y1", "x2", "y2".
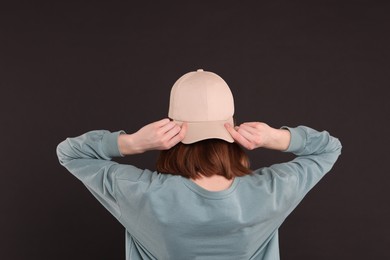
[{"x1": 118, "y1": 118, "x2": 188, "y2": 155}]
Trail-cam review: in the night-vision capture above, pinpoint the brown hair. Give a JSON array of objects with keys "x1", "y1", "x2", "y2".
[{"x1": 156, "y1": 139, "x2": 252, "y2": 180}]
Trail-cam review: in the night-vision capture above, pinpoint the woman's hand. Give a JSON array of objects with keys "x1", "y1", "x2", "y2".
[
  {"x1": 118, "y1": 118, "x2": 188, "y2": 155},
  {"x1": 224, "y1": 122, "x2": 290, "y2": 151}
]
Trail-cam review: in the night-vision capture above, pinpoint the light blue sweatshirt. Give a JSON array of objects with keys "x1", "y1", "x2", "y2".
[{"x1": 56, "y1": 126, "x2": 342, "y2": 260}]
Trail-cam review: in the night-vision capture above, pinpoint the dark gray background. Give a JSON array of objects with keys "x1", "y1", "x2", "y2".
[{"x1": 1, "y1": 1, "x2": 389, "y2": 259}]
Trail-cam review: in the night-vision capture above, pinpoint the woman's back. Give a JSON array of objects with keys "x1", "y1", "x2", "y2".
[
  {"x1": 56, "y1": 125, "x2": 342, "y2": 259},
  {"x1": 119, "y1": 173, "x2": 281, "y2": 259}
]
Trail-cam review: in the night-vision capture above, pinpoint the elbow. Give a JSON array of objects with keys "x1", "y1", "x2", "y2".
[
  {"x1": 56, "y1": 139, "x2": 70, "y2": 165},
  {"x1": 329, "y1": 135, "x2": 342, "y2": 156},
  {"x1": 329, "y1": 137, "x2": 343, "y2": 166},
  {"x1": 335, "y1": 137, "x2": 343, "y2": 156}
]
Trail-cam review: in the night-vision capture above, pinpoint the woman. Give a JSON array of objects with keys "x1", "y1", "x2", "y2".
[{"x1": 56, "y1": 69, "x2": 342, "y2": 260}]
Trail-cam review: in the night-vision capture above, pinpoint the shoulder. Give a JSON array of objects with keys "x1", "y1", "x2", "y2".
[
  {"x1": 113, "y1": 164, "x2": 178, "y2": 184},
  {"x1": 240, "y1": 167, "x2": 299, "y2": 188}
]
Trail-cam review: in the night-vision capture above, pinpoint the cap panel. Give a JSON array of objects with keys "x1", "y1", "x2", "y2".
[
  {"x1": 173, "y1": 76, "x2": 208, "y2": 121},
  {"x1": 168, "y1": 71, "x2": 195, "y2": 119},
  {"x1": 205, "y1": 74, "x2": 234, "y2": 120},
  {"x1": 168, "y1": 69, "x2": 236, "y2": 143}
]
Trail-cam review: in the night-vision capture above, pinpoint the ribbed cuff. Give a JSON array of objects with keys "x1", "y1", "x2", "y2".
[
  {"x1": 102, "y1": 130, "x2": 127, "y2": 158},
  {"x1": 280, "y1": 126, "x2": 306, "y2": 154}
]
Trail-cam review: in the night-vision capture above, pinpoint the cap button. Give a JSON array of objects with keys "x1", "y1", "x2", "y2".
[{"x1": 197, "y1": 69, "x2": 204, "y2": 72}]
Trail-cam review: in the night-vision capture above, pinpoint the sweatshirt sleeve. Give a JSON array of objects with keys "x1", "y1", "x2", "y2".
[
  {"x1": 258, "y1": 125, "x2": 342, "y2": 215},
  {"x1": 56, "y1": 130, "x2": 136, "y2": 220}
]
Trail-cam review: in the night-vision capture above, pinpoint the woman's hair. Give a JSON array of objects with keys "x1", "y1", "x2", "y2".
[{"x1": 156, "y1": 139, "x2": 252, "y2": 180}]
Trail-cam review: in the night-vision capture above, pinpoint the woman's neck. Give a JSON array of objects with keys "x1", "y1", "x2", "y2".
[{"x1": 191, "y1": 174, "x2": 234, "y2": 192}]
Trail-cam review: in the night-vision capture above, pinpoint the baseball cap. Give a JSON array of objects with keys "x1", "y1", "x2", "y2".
[{"x1": 168, "y1": 69, "x2": 235, "y2": 144}]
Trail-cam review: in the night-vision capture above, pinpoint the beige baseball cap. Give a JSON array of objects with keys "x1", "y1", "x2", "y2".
[{"x1": 168, "y1": 69, "x2": 235, "y2": 144}]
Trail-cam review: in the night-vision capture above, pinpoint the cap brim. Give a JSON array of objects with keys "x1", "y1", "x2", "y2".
[{"x1": 173, "y1": 118, "x2": 234, "y2": 144}]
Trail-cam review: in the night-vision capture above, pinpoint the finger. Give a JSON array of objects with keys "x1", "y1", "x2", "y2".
[
  {"x1": 236, "y1": 127, "x2": 255, "y2": 142},
  {"x1": 167, "y1": 122, "x2": 188, "y2": 147},
  {"x1": 163, "y1": 124, "x2": 182, "y2": 141},
  {"x1": 155, "y1": 118, "x2": 171, "y2": 127},
  {"x1": 243, "y1": 122, "x2": 263, "y2": 128},
  {"x1": 159, "y1": 121, "x2": 177, "y2": 134},
  {"x1": 239, "y1": 124, "x2": 258, "y2": 135},
  {"x1": 225, "y1": 123, "x2": 252, "y2": 148}
]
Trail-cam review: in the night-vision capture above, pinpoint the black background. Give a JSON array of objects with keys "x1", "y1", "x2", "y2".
[{"x1": 1, "y1": 1, "x2": 389, "y2": 259}]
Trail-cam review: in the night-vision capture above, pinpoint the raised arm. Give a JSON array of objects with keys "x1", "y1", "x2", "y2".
[
  {"x1": 118, "y1": 118, "x2": 187, "y2": 155},
  {"x1": 56, "y1": 118, "x2": 187, "y2": 220},
  {"x1": 225, "y1": 121, "x2": 342, "y2": 183},
  {"x1": 225, "y1": 121, "x2": 342, "y2": 214},
  {"x1": 225, "y1": 122, "x2": 291, "y2": 151}
]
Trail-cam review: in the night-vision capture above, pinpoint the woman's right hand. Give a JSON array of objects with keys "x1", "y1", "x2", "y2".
[
  {"x1": 119, "y1": 118, "x2": 187, "y2": 155},
  {"x1": 224, "y1": 122, "x2": 291, "y2": 151}
]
